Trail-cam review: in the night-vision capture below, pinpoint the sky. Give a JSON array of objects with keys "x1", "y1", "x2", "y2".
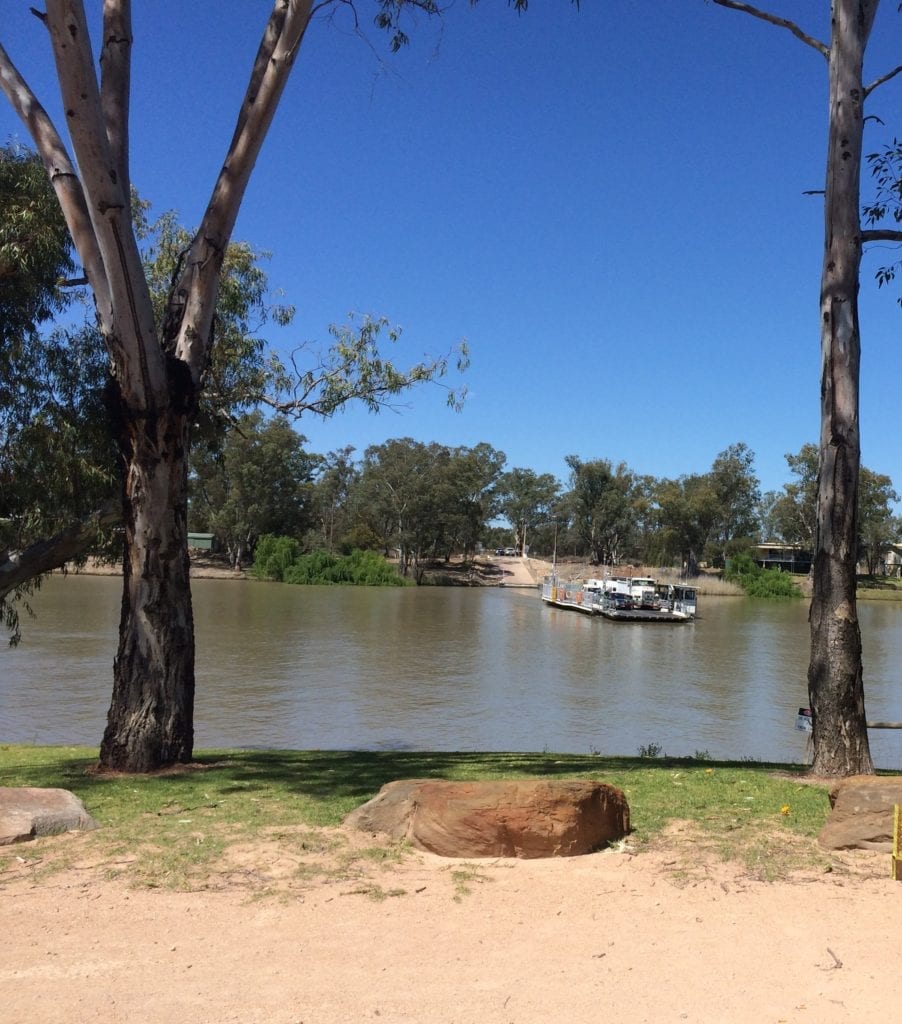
[{"x1": 2, "y1": 1, "x2": 901, "y2": 500}]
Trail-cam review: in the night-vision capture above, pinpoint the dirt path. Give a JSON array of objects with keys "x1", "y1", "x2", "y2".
[
  {"x1": 492, "y1": 555, "x2": 542, "y2": 588},
  {"x1": 3, "y1": 838, "x2": 899, "y2": 1024}
]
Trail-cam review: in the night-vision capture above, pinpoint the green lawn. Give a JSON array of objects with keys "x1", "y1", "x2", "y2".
[{"x1": 1, "y1": 744, "x2": 853, "y2": 886}]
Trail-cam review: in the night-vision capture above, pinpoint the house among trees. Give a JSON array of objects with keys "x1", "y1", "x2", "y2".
[
  {"x1": 875, "y1": 543, "x2": 902, "y2": 578},
  {"x1": 754, "y1": 543, "x2": 812, "y2": 575}
]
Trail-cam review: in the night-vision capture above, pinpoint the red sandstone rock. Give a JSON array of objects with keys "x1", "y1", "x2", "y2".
[
  {"x1": 818, "y1": 775, "x2": 902, "y2": 852},
  {"x1": 345, "y1": 778, "x2": 630, "y2": 858}
]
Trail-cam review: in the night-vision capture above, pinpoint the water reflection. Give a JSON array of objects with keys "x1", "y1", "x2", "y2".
[{"x1": 2, "y1": 575, "x2": 900, "y2": 767}]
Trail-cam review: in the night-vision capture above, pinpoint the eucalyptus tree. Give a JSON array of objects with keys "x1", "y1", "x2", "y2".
[
  {"x1": 310, "y1": 447, "x2": 359, "y2": 553},
  {"x1": 653, "y1": 473, "x2": 720, "y2": 576},
  {"x1": 762, "y1": 444, "x2": 820, "y2": 548},
  {"x1": 858, "y1": 468, "x2": 900, "y2": 575},
  {"x1": 564, "y1": 456, "x2": 636, "y2": 566},
  {"x1": 707, "y1": 442, "x2": 760, "y2": 565},
  {"x1": 713, "y1": 0, "x2": 902, "y2": 775},
  {"x1": 495, "y1": 468, "x2": 561, "y2": 556},
  {"x1": 190, "y1": 412, "x2": 318, "y2": 570},
  {"x1": 438, "y1": 443, "x2": 506, "y2": 560},
  {"x1": 0, "y1": 2, "x2": 461, "y2": 771},
  {"x1": 355, "y1": 438, "x2": 440, "y2": 576},
  {"x1": 352, "y1": 439, "x2": 503, "y2": 572},
  {"x1": 1, "y1": 194, "x2": 311, "y2": 626},
  {"x1": 764, "y1": 443, "x2": 897, "y2": 577}
]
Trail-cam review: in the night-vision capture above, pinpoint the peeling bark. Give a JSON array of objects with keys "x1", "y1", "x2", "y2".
[
  {"x1": 100, "y1": 376, "x2": 196, "y2": 771},
  {"x1": 807, "y1": 0, "x2": 878, "y2": 778}
]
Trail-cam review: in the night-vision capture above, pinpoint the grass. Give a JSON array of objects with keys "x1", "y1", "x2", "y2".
[
  {"x1": 858, "y1": 575, "x2": 902, "y2": 600},
  {"x1": 448, "y1": 864, "x2": 493, "y2": 901},
  {"x1": 0, "y1": 744, "x2": 881, "y2": 888}
]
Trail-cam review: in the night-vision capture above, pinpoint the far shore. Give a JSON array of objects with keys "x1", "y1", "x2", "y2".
[{"x1": 66, "y1": 551, "x2": 902, "y2": 601}]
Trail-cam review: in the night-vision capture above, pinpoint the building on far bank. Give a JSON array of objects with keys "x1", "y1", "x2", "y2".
[{"x1": 754, "y1": 543, "x2": 811, "y2": 575}]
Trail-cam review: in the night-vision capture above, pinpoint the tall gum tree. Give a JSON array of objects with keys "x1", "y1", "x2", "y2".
[
  {"x1": 0, "y1": 0, "x2": 452, "y2": 772},
  {"x1": 713, "y1": 0, "x2": 902, "y2": 775}
]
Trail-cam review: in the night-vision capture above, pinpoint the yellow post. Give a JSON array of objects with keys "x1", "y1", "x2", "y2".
[{"x1": 893, "y1": 805, "x2": 901, "y2": 882}]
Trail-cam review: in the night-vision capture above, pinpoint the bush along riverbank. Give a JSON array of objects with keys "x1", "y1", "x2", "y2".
[
  {"x1": 251, "y1": 537, "x2": 411, "y2": 586},
  {"x1": 724, "y1": 554, "x2": 802, "y2": 598}
]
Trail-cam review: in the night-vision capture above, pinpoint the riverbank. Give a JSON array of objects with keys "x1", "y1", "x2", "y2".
[
  {"x1": 72, "y1": 552, "x2": 902, "y2": 603},
  {"x1": 2, "y1": 745, "x2": 899, "y2": 1023},
  {"x1": 72, "y1": 553, "x2": 247, "y2": 580}
]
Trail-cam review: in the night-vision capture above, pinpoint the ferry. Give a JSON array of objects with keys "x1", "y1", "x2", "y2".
[{"x1": 541, "y1": 573, "x2": 698, "y2": 623}]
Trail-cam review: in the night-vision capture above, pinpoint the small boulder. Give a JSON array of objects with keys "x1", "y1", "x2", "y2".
[
  {"x1": 345, "y1": 778, "x2": 630, "y2": 858},
  {"x1": 0, "y1": 787, "x2": 99, "y2": 846},
  {"x1": 817, "y1": 775, "x2": 902, "y2": 852}
]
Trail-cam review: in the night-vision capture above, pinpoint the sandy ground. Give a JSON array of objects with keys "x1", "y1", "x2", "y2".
[
  {"x1": 73, "y1": 554, "x2": 247, "y2": 580},
  {"x1": 28, "y1": 557, "x2": 890, "y2": 1022},
  {"x1": 2, "y1": 829, "x2": 900, "y2": 1024}
]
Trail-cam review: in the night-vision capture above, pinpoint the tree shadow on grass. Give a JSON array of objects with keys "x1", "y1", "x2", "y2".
[{"x1": 0, "y1": 745, "x2": 814, "y2": 825}]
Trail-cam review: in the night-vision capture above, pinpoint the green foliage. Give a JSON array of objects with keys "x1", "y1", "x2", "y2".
[
  {"x1": 250, "y1": 534, "x2": 303, "y2": 581},
  {"x1": 652, "y1": 443, "x2": 760, "y2": 573},
  {"x1": 0, "y1": 148, "x2": 116, "y2": 641},
  {"x1": 252, "y1": 538, "x2": 409, "y2": 586},
  {"x1": 564, "y1": 455, "x2": 636, "y2": 564},
  {"x1": 760, "y1": 443, "x2": 818, "y2": 548},
  {"x1": 0, "y1": 146, "x2": 75, "y2": 343},
  {"x1": 762, "y1": 444, "x2": 899, "y2": 574},
  {"x1": 350, "y1": 438, "x2": 505, "y2": 573},
  {"x1": 724, "y1": 552, "x2": 801, "y2": 599},
  {"x1": 190, "y1": 411, "x2": 317, "y2": 568},
  {"x1": 266, "y1": 314, "x2": 469, "y2": 419},
  {"x1": 284, "y1": 549, "x2": 408, "y2": 586},
  {"x1": 495, "y1": 467, "x2": 560, "y2": 554},
  {"x1": 706, "y1": 442, "x2": 760, "y2": 563},
  {"x1": 137, "y1": 207, "x2": 289, "y2": 445},
  {"x1": 858, "y1": 467, "x2": 900, "y2": 574},
  {"x1": 863, "y1": 138, "x2": 902, "y2": 305},
  {"x1": 653, "y1": 472, "x2": 719, "y2": 574}
]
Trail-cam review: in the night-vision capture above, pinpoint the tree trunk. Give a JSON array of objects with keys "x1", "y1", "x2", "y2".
[
  {"x1": 807, "y1": 0, "x2": 876, "y2": 778},
  {"x1": 99, "y1": 382, "x2": 195, "y2": 772}
]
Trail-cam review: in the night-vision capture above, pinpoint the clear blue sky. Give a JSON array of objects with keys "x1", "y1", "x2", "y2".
[{"x1": 3, "y1": 2, "x2": 900, "y2": 499}]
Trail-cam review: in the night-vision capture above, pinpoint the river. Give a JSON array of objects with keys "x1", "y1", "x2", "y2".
[{"x1": 3, "y1": 574, "x2": 901, "y2": 767}]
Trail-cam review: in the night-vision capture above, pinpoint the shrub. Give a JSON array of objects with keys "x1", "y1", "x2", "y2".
[
  {"x1": 252, "y1": 538, "x2": 409, "y2": 586},
  {"x1": 724, "y1": 552, "x2": 801, "y2": 599},
  {"x1": 251, "y1": 535, "x2": 302, "y2": 581}
]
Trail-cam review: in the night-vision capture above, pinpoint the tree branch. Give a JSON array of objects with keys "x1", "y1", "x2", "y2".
[
  {"x1": 167, "y1": 0, "x2": 314, "y2": 385},
  {"x1": 0, "y1": 501, "x2": 120, "y2": 605},
  {"x1": 0, "y1": 39, "x2": 110, "y2": 316},
  {"x1": 44, "y1": 0, "x2": 163, "y2": 405},
  {"x1": 862, "y1": 228, "x2": 902, "y2": 243},
  {"x1": 710, "y1": 0, "x2": 828, "y2": 58},
  {"x1": 99, "y1": 0, "x2": 132, "y2": 195},
  {"x1": 865, "y1": 63, "x2": 902, "y2": 97}
]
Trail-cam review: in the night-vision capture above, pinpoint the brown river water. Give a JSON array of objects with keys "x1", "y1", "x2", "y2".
[{"x1": 3, "y1": 574, "x2": 902, "y2": 767}]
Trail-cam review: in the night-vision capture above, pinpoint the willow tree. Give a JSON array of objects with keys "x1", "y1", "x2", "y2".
[
  {"x1": 0, "y1": 1, "x2": 454, "y2": 772},
  {"x1": 714, "y1": 0, "x2": 902, "y2": 775}
]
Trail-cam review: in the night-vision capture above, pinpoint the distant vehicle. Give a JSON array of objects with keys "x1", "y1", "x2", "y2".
[{"x1": 495, "y1": 548, "x2": 518, "y2": 557}]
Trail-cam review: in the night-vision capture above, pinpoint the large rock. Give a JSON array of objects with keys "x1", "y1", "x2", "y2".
[
  {"x1": 345, "y1": 778, "x2": 630, "y2": 858},
  {"x1": 817, "y1": 775, "x2": 902, "y2": 852},
  {"x1": 0, "y1": 787, "x2": 99, "y2": 846}
]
